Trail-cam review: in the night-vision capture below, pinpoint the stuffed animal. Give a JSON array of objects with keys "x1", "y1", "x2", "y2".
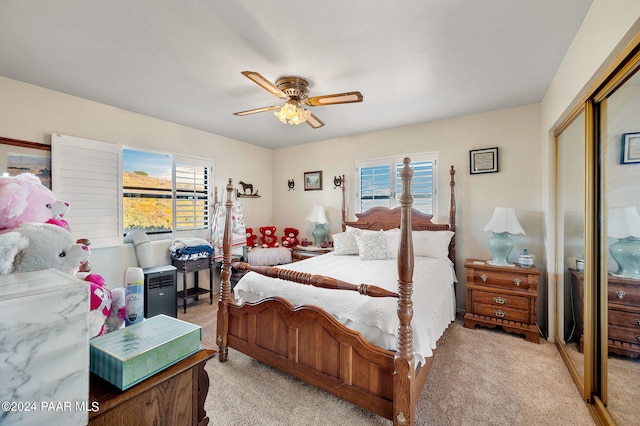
[
  {"x1": 0, "y1": 222, "x2": 90, "y2": 276},
  {"x1": 245, "y1": 228, "x2": 258, "y2": 248},
  {"x1": 0, "y1": 173, "x2": 70, "y2": 231},
  {"x1": 281, "y1": 227, "x2": 300, "y2": 248},
  {"x1": 105, "y1": 287, "x2": 126, "y2": 333},
  {"x1": 83, "y1": 273, "x2": 113, "y2": 337},
  {"x1": 259, "y1": 226, "x2": 279, "y2": 248}
]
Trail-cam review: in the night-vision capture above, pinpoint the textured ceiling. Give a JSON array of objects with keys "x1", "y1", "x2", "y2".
[{"x1": 0, "y1": 0, "x2": 592, "y2": 149}]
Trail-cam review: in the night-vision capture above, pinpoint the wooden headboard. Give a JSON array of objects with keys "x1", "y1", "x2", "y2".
[{"x1": 342, "y1": 165, "x2": 457, "y2": 264}]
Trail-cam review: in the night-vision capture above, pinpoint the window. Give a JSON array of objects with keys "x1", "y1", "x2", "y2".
[
  {"x1": 173, "y1": 157, "x2": 211, "y2": 231},
  {"x1": 356, "y1": 153, "x2": 437, "y2": 214},
  {"x1": 52, "y1": 135, "x2": 212, "y2": 248},
  {"x1": 123, "y1": 149, "x2": 173, "y2": 234},
  {"x1": 123, "y1": 149, "x2": 212, "y2": 235}
]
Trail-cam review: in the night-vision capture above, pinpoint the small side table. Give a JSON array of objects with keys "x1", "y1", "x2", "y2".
[
  {"x1": 291, "y1": 246, "x2": 333, "y2": 262},
  {"x1": 171, "y1": 257, "x2": 214, "y2": 314}
]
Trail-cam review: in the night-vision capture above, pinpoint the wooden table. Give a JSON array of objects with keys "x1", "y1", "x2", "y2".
[
  {"x1": 89, "y1": 348, "x2": 216, "y2": 425},
  {"x1": 172, "y1": 257, "x2": 214, "y2": 313}
]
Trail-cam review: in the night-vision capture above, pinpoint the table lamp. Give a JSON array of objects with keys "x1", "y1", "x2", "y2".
[
  {"x1": 483, "y1": 207, "x2": 526, "y2": 266},
  {"x1": 608, "y1": 206, "x2": 640, "y2": 279},
  {"x1": 305, "y1": 205, "x2": 328, "y2": 247}
]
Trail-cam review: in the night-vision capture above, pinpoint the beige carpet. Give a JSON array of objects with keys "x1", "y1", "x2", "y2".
[{"x1": 179, "y1": 299, "x2": 594, "y2": 425}]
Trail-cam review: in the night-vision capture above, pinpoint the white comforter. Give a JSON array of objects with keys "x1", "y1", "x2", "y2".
[{"x1": 234, "y1": 253, "x2": 457, "y2": 361}]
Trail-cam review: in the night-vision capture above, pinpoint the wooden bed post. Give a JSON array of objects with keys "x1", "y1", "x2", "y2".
[
  {"x1": 393, "y1": 157, "x2": 416, "y2": 425},
  {"x1": 341, "y1": 174, "x2": 346, "y2": 231},
  {"x1": 448, "y1": 165, "x2": 456, "y2": 266},
  {"x1": 216, "y1": 178, "x2": 234, "y2": 362}
]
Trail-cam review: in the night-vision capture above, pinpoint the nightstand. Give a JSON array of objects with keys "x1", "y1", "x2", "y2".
[
  {"x1": 572, "y1": 270, "x2": 640, "y2": 357},
  {"x1": 464, "y1": 259, "x2": 540, "y2": 343},
  {"x1": 291, "y1": 246, "x2": 333, "y2": 261}
]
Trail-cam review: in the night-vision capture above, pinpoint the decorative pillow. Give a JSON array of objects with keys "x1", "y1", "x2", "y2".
[
  {"x1": 355, "y1": 231, "x2": 389, "y2": 260},
  {"x1": 384, "y1": 228, "x2": 400, "y2": 257},
  {"x1": 332, "y1": 232, "x2": 359, "y2": 255},
  {"x1": 344, "y1": 225, "x2": 361, "y2": 235},
  {"x1": 412, "y1": 230, "x2": 454, "y2": 259}
]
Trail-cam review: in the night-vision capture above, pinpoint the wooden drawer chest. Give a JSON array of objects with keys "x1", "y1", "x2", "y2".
[
  {"x1": 464, "y1": 259, "x2": 540, "y2": 343},
  {"x1": 572, "y1": 270, "x2": 640, "y2": 358}
]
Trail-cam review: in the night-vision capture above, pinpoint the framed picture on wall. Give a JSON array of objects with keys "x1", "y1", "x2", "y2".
[
  {"x1": 304, "y1": 171, "x2": 323, "y2": 190},
  {"x1": 0, "y1": 136, "x2": 52, "y2": 188},
  {"x1": 469, "y1": 147, "x2": 499, "y2": 174},
  {"x1": 621, "y1": 132, "x2": 640, "y2": 164}
]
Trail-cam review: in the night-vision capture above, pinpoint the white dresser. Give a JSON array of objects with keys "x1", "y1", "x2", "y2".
[{"x1": 0, "y1": 269, "x2": 89, "y2": 425}]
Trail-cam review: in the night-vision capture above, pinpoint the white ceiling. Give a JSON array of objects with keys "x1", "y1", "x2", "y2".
[{"x1": 0, "y1": 1, "x2": 592, "y2": 149}]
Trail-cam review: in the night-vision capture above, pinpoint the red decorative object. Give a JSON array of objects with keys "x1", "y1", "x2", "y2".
[
  {"x1": 259, "y1": 226, "x2": 279, "y2": 248},
  {"x1": 281, "y1": 227, "x2": 300, "y2": 248}
]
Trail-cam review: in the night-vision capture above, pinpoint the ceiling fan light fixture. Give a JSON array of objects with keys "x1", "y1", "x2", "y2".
[{"x1": 274, "y1": 100, "x2": 311, "y2": 125}]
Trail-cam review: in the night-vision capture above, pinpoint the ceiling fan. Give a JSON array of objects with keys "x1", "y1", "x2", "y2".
[{"x1": 233, "y1": 71, "x2": 363, "y2": 128}]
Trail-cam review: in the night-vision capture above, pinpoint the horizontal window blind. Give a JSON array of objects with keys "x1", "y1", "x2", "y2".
[{"x1": 173, "y1": 155, "x2": 212, "y2": 231}]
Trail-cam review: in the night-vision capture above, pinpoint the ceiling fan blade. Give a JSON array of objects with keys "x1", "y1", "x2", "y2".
[
  {"x1": 241, "y1": 71, "x2": 288, "y2": 99},
  {"x1": 305, "y1": 91, "x2": 363, "y2": 107},
  {"x1": 306, "y1": 113, "x2": 325, "y2": 129},
  {"x1": 233, "y1": 105, "x2": 280, "y2": 116}
]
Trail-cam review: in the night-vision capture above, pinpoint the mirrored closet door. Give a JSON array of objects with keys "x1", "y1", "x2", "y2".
[
  {"x1": 556, "y1": 36, "x2": 640, "y2": 425},
  {"x1": 555, "y1": 110, "x2": 586, "y2": 391},
  {"x1": 594, "y1": 61, "x2": 640, "y2": 425}
]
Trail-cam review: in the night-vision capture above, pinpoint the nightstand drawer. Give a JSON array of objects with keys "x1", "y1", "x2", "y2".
[
  {"x1": 472, "y1": 269, "x2": 531, "y2": 291},
  {"x1": 472, "y1": 290, "x2": 529, "y2": 310},
  {"x1": 608, "y1": 323, "x2": 640, "y2": 345},
  {"x1": 609, "y1": 307, "x2": 640, "y2": 329},
  {"x1": 608, "y1": 281, "x2": 640, "y2": 307},
  {"x1": 473, "y1": 302, "x2": 529, "y2": 323}
]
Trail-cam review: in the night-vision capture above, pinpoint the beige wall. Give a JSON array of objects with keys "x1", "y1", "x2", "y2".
[
  {"x1": 272, "y1": 104, "x2": 544, "y2": 319},
  {"x1": 0, "y1": 76, "x2": 273, "y2": 288}
]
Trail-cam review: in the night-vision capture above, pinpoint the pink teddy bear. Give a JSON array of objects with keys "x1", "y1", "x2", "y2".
[{"x1": 0, "y1": 173, "x2": 70, "y2": 231}]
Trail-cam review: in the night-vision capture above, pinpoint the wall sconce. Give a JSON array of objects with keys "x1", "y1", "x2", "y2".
[
  {"x1": 333, "y1": 175, "x2": 343, "y2": 189},
  {"x1": 287, "y1": 179, "x2": 295, "y2": 191}
]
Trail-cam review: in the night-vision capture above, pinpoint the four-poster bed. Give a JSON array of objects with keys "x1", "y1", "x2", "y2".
[{"x1": 217, "y1": 158, "x2": 457, "y2": 425}]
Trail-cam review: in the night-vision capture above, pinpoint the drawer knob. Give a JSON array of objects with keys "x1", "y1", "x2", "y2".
[
  {"x1": 494, "y1": 309, "x2": 506, "y2": 318},
  {"x1": 513, "y1": 278, "x2": 522, "y2": 286},
  {"x1": 493, "y1": 296, "x2": 506, "y2": 304},
  {"x1": 637, "y1": 336, "x2": 640, "y2": 342},
  {"x1": 480, "y1": 274, "x2": 488, "y2": 282},
  {"x1": 636, "y1": 319, "x2": 640, "y2": 326},
  {"x1": 616, "y1": 290, "x2": 626, "y2": 299}
]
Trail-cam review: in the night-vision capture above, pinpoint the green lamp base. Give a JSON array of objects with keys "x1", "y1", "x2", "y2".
[{"x1": 487, "y1": 232, "x2": 515, "y2": 266}]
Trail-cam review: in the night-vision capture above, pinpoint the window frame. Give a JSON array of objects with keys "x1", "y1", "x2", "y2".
[{"x1": 355, "y1": 152, "x2": 438, "y2": 215}]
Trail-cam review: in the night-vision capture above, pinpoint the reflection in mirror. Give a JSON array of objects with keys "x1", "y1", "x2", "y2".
[
  {"x1": 556, "y1": 110, "x2": 585, "y2": 386},
  {"x1": 601, "y1": 68, "x2": 640, "y2": 425}
]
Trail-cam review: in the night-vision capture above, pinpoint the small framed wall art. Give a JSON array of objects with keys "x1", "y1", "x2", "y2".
[
  {"x1": 621, "y1": 132, "x2": 640, "y2": 164},
  {"x1": 304, "y1": 171, "x2": 323, "y2": 190},
  {"x1": 470, "y1": 147, "x2": 499, "y2": 174}
]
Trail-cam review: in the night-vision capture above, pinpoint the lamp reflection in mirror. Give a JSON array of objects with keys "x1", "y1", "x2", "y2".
[
  {"x1": 608, "y1": 206, "x2": 640, "y2": 279},
  {"x1": 305, "y1": 205, "x2": 328, "y2": 247},
  {"x1": 483, "y1": 207, "x2": 526, "y2": 266}
]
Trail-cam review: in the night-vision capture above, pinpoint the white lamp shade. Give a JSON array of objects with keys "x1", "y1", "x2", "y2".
[
  {"x1": 483, "y1": 207, "x2": 526, "y2": 235},
  {"x1": 608, "y1": 207, "x2": 640, "y2": 239},
  {"x1": 305, "y1": 205, "x2": 328, "y2": 224}
]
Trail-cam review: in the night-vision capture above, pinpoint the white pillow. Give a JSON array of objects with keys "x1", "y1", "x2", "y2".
[
  {"x1": 355, "y1": 231, "x2": 389, "y2": 260},
  {"x1": 412, "y1": 230, "x2": 454, "y2": 259},
  {"x1": 384, "y1": 228, "x2": 400, "y2": 257},
  {"x1": 332, "y1": 232, "x2": 359, "y2": 255}
]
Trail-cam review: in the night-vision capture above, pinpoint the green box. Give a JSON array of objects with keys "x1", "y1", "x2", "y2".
[{"x1": 89, "y1": 314, "x2": 201, "y2": 390}]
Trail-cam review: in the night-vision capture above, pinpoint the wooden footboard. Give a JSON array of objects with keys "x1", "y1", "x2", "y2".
[{"x1": 225, "y1": 296, "x2": 397, "y2": 418}]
